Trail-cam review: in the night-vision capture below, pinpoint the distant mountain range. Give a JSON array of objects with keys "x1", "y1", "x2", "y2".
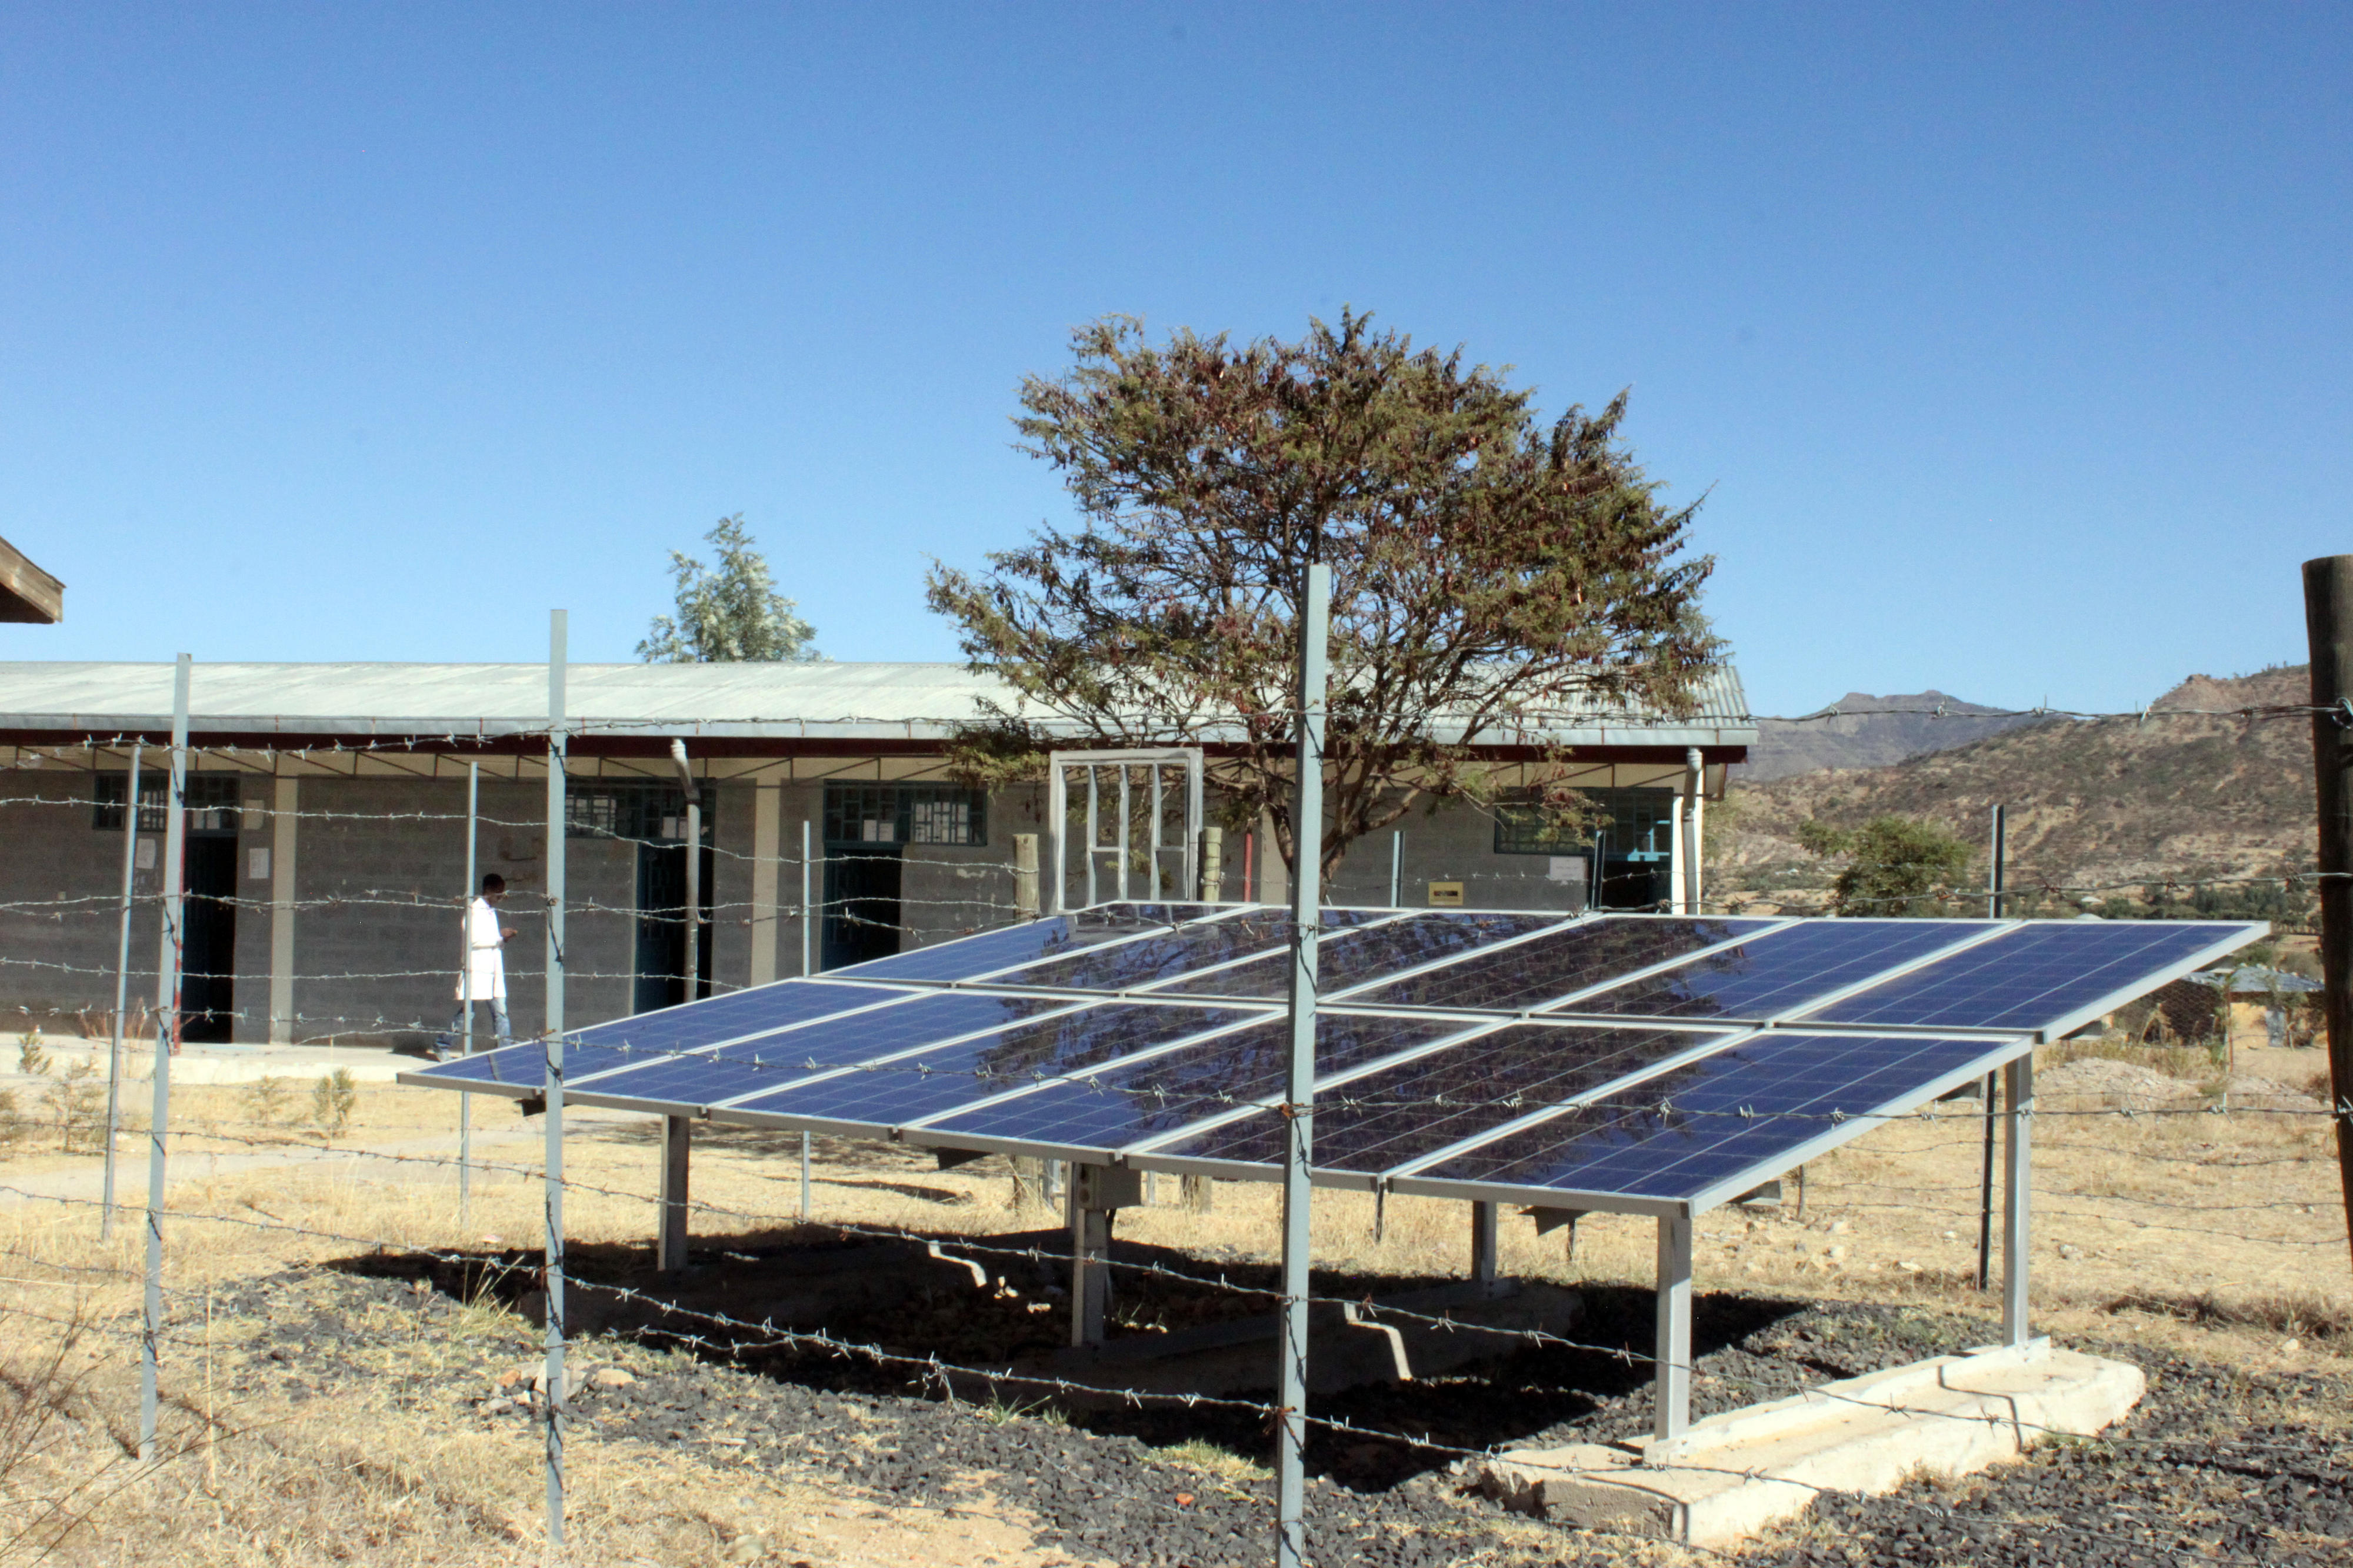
[
  {"x1": 1735, "y1": 690, "x2": 2042, "y2": 781},
  {"x1": 1719, "y1": 666, "x2": 2313, "y2": 900}
]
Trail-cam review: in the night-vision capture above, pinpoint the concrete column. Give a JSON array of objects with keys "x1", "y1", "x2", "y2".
[
  {"x1": 1199, "y1": 825, "x2": 1224, "y2": 901},
  {"x1": 1471, "y1": 1200, "x2": 1501, "y2": 1295},
  {"x1": 749, "y1": 783, "x2": 781, "y2": 987},
  {"x1": 1654, "y1": 1213, "x2": 1693, "y2": 1442},
  {"x1": 2002, "y1": 1054, "x2": 2034, "y2": 1346},
  {"x1": 658, "y1": 1115, "x2": 692, "y2": 1273},
  {"x1": 268, "y1": 778, "x2": 298, "y2": 1043},
  {"x1": 1014, "y1": 833, "x2": 1039, "y2": 916}
]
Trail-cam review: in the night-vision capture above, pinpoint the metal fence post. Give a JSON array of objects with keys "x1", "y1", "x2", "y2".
[
  {"x1": 800, "y1": 818, "x2": 814, "y2": 976},
  {"x1": 2300, "y1": 556, "x2": 2353, "y2": 1273},
  {"x1": 101, "y1": 742, "x2": 141, "y2": 1241},
  {"x1": 1388, "y1": 829, "x2": 1401, "y2": 908},
  {"x1": 460, "y1": 760, "x2": 477, "y2": 1229},
  {"x1": 139, "y1": 657, "x2": 189, "y2": 1462},
  {"x1": 1977, "y1": 803, "x2": 2006, "y2": 1290},
  {"x1": 1276, "y1": 561, "x2": 1330, "y2": 1568},
  {"x1": 542, "y1": 612, "x2": 568, "y2": 1547}
]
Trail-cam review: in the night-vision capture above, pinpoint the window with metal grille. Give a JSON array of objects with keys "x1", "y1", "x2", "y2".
[
  {"x1": 565, "y1": 783, "x2": 713, "y2": 842},
  {"x1": 1494, "y1": 787, "x2": 1675, "y2": 858},
  {"x1": 823, "y1": 783, "x2": 986, "y2": 846},
  {"x1": 94, "y1": 773, "x2": 244, "y2": 832}
]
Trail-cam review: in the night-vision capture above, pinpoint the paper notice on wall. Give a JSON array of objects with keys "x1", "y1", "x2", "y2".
[
  {"x1": 248, "y1": 847, "x2": 271, "y2": 880},
  {"x1": 135, "y1": 839, "x2": 156, "y2": 870},
  {"x1": 1546, "y1": 856, "x2": 1588, "y2": 884}
]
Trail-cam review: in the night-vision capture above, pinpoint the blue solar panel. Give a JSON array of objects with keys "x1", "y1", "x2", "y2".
[
  {"x1": 1804, "y1": 921, "x2": 2256, "y2": 1032},
  {"x1": 1412, "y1": 1031, "x2": 2012, "y2": 1205},
  {"x1": 982, "y1": 907, "x2": 1384, "y2": 991},
  {"x1": 1149, "y1": 1021, "x2": 1732, "y2": 1175},
  {"x1": 726, "y1": 1002, "x2": 1258, "y2": 1129},
  {"x1": 1338, "y1": 916, "x2": 1775, "y2": 1011},
  {"x1": 1150, "y1": 911, "x2": 1564, "y2": 1000},
  {"x1": 918, "y1": 1011, "x2": 1469, "y2": 1155},
  {"x1": 829, "y1": 902, "x2": 1222, "y2": 983},
  {"x1": 566, "y1": 990, "x2": 1072, "y2": 1107},
  {"x1": 1563, "y1": 920, "x2": 1982, "y2": 1021}
]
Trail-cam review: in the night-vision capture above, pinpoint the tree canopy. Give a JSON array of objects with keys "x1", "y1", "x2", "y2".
[
  {"x1": 925, "y1": 310, "x2": 1719, "y2": 876},
  {"x1": 639, "y1": 515, "x2": 821, "y2": 664},
  {"x1": 1796, "y1": 815, "x2": 1977, "y2": 916}
]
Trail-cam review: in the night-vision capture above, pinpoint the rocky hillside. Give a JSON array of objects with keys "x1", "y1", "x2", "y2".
[
  {"x1": 1737, "y1": 690, "x2": 2041, "y2": 780},
  {"x1": 1719, "y1": 665, "x2": 2315, "y2": 903}
]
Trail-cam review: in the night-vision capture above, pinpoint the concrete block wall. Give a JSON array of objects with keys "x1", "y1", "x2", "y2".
[{"x1": 0, "y1": 773, "x2": 167, "y2": 1026}]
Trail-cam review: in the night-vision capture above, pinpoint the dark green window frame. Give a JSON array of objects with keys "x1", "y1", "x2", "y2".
[
  {"x1": 823, "y1": 783, "x2": 987, "y2": 847},
  {"x1": 94, "y1": 773, "x2": 243, "y2": 832}
]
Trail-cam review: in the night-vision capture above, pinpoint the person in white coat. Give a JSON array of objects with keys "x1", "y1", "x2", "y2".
[{"x1": 436, "y1": 873, "x2": 518, "y2": 1059}]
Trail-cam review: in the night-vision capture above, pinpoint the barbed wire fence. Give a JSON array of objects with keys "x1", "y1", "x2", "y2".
[{"x1": 0, "y1": 679, "x2": 2348, "y2": 1562}]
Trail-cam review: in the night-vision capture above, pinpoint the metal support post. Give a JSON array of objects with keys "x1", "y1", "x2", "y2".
[
  {"x1": 1275, "y1": 561, "x2": 1330, "y2": 1568},
  {"x1": 1149, "y1": 764, "x2": 1164, "y2": 899},
  {"x1": 799, "y1": 1130, "x2": 811, "y2": 1219},
  {"x1": 1115, "y1": 766, "x2": 1131, "y2": 901},
  {"x1": 1471, "y1": 1200, "x2": 1501, "y2": 1296},
  {"x1": 542, "y1": 611, "x2": 569, "y2": 1547},
  {"x1": 461, "y1": 761, "x2": 478, "y2": 1227},
  {"x1": 1684, "y1": 747, "x2": 1705, "y2": 915},
  {"x1": 658, "y1": 1116, "x2": 691, "y2": 1272},
  {"x1": 1977, "y1": 803, "x2": 2005, "y2": 1290},
  {"x1": 2002, "y1": 1053, "x2": 2033, "y2": 1347},
  {"x1": 101, "y1": 743, "x2": 141, "y2": 1241},
  {"x1": 2299, "y1": 557, "x2": 2353, "y2": 1273},
  {"x1": 1085, "y1": 769, "x2": 1099, "y2": 908},
  {"x1": 1654, "y1": 1212, "x2": 1693, "y2": 1444},
  {"x1": 1388, "y1": 829, "x2": 1402, "y2": 908},
  {"x1": 672, "y1": 739, "x2": 700, "y2": 1002},
  {"x1": 139, "y1": 659, "x2": 189, "y2": 1462},
  {"x1": 799, "y1": 819, "x2": 814, "y2": 975},
  {"x1": 1668, "y1": 792, "x2": 1688, "y2": 915},
  {"x1": 1068, "y1": 1176, "x2": 1111, "y2": 1347}
]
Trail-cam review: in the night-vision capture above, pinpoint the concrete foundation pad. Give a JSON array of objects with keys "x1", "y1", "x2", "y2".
[{"x1": 1474, "y1": 1341, "x2": 2145, "y2": 1546}]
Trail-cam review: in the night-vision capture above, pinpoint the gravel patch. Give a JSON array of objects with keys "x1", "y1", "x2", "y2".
[{"x1": 198, "y1": 1256, "x2": 2349, "y2": 1567}]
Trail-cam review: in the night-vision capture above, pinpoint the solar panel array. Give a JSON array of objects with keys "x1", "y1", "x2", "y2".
[{"x1": 403, "y1": 903, "x2": 2260, "y2": 1217}]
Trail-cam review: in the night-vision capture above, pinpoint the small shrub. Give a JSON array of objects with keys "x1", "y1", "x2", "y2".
[
  {"x1": 0, "y1": 1087, "x2": 24, "y2": 1151},
  {"x1": 309, "y1": 1069, "x2": 357, "y2": 1137},
  {"x1": 40, "y1": 1060, "x2": 104, "y2": 1152},
  {"x1": 241, "y1": 1075, "x2": 292, "y2": 1126},
  {"x1": 15, "y1": 1030, "x2": 49, "y2": 1077}
]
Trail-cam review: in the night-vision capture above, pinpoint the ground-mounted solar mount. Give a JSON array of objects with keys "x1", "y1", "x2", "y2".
[{"x1": 401, "y1": 899, "x2": 2262, "y2": 1456}]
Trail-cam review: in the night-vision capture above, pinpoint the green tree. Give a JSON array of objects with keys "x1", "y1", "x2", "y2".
[
  {"x1": 925, "y1": 311, "x2": 1718, "y2": 877},
  {"x1": 639, "y1": 515, "x2": 821, "y2": 663},
  {"x1": 1796, "y1": 815, "x2": 1975, "y2": 916}
]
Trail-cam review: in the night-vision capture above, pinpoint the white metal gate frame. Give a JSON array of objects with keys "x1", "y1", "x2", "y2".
[{"x1": 1044, "y1": 748, "x2": 1205, "y2": 913}]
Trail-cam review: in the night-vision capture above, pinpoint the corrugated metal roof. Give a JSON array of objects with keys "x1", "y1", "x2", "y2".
[{"x1": 0, "y1": 659, "x2": 1758, "y2": 749}]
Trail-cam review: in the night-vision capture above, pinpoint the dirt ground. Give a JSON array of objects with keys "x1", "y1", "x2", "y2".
[{"x1": 0, "y1": 1030, "x2": 2347, "y2": 1567}]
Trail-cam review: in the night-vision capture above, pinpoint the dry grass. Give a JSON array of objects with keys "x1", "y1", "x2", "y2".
[{"x1": 0, "y1": 1036, "x2": 2347, "y2": 1564}]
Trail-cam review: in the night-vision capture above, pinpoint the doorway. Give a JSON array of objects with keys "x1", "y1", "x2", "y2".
[
  {"x1": 635, "y1": 839, "x2": 715, "y2": 1015},
  {"x1": 180, "y1": 838, "x2": 237, "y2": 1043},
  {"x1": 821, "y1": 845, "x2": 903, "y2": 970}
]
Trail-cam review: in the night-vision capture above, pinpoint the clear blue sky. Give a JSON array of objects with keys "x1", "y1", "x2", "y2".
[{"x1": 2, "y1": 4, "x2": 2345, "y2": 715}]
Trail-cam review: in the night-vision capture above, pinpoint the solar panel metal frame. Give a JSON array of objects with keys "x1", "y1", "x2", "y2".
[{"x1": 397, "y1": 900, "x2": 2264, "y2": 1221}]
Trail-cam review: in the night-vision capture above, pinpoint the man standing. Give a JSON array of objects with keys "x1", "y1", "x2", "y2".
[{"x1": 436, "y1": 873, "x2": 518, "y2": 1059}]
